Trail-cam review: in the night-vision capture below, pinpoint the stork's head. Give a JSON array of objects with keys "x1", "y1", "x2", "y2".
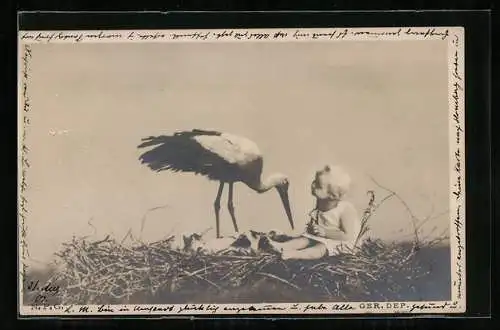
[{"x1": 271, "y1": 173, "x2": 294, "y2": 231}]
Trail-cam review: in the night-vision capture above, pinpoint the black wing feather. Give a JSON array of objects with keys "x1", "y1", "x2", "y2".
[
  {"x1": 137, "y1": 129, "x2": 238, "y2": 181},
  {"x1": 175, "y1": 129, "x2": 221, "y2": 137}
]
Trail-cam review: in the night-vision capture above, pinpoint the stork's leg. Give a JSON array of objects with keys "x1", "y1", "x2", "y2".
[
  {"x1": 227, "y1": 182, "x2": 239, "y2": 233},
  {"x1": 214, "y1": 182, "x2": 224, "y2": 238}
]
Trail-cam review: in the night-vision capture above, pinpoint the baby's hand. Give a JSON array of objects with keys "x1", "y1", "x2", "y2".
[
  {"x1": 306, "y1": 222, "x2": 314, "y2": 234},
  {"x1": 306, "y1": 219, "x2": 316, "y2": 234}
]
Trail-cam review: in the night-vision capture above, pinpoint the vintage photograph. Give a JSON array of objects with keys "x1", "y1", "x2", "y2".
[{"x1": 18, "y1": 27, "x2": 465, "y2": 315}]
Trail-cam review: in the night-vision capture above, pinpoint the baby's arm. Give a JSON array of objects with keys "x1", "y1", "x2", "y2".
[
  {"x1": 320, "y1": 224, "x2": 349, "y2": 241},
  {"x1": 321, "y1": 203, "x2": 360, "y2": 241}
]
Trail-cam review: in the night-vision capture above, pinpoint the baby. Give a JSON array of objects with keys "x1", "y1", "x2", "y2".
[{"x1": 263, "y1": 165, "x2": 361, "y2": 260}]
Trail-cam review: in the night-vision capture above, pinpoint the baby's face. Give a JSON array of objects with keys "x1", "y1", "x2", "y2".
[
  {"x1": 311, "y1": 165, "x2": 345, "y2": 202},
  {"x1": 311, "y1": 167, "x2": 333, "y2": 199}
]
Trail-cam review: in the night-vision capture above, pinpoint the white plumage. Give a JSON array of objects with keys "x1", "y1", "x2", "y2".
[{"x1": 193, "y1": 133, "x2": 262, "y2": 166}]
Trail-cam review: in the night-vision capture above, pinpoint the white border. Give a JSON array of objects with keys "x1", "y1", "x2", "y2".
[{"x1": 18, "y1": 26, "x2": 466, "y2": 316}]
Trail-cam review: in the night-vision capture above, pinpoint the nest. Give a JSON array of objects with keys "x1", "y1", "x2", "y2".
[
  {"x1": 24, "y1": 187, "x2": 449, "y2": 305},
  {"x1": 27, "y1": 233, "x2": 444, "y2": 305}
]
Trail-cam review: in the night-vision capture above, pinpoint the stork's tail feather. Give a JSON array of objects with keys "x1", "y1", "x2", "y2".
[
  {"x1": 137, "y1": 135, "x2": 172, "y2": 149},
  {"x1": 137, "y1": 132, "x2": 227, "y2": 179},
  {"x1": 174, "y1": 129, "x2": 221, "y2": 138}
]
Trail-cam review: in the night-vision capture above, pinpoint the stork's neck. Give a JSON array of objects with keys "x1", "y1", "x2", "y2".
[{"x1": 248, "y1": 173, "x2": 285, "y2": 193}]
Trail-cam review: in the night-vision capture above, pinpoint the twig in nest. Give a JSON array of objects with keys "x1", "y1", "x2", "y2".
[
  {"x1": 181, "y1": 269, "x2": 221, "y2": 290},
  {"x1": 310, "y1": 262, "x2": 329, "y2": 270},
  {"x1": 354, "y1": 189, "x2": 395, "y2": 247},
  {"x1": 368, "y1": 175, "x2": 422, "y2": 248},
  {"x1": 416, "y1": 209, "x2": 450, "y2": 232},
  {"x1": 256, "y1": 272, "x2": 301, "y2": 291},
  {"x1": 121, "y1": 229, "x2": 133, "y2": 245},
  {"x1": 91, "y1": 235, "x2": 111, "y2": 246},
  {"x1": 87, "y1": 217, "x2": 97, "y2": 236},
  {"x1": 424, "y1": 226, "x2": 450, "y2": 247},
  {"x1": 181, "y1": 265, "x2": 217, "y2": 279},
  {"x1": 140, "y1": 204, "x2": 170, "y2": 238}
]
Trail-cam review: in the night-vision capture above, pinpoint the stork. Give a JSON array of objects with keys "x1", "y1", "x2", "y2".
[{"x1": 137, "y1": 129, "x2": 295, "y2": 238}]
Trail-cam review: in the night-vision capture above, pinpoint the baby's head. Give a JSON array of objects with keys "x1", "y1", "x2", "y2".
[{"x1": 311, "y1": 165, "x2": 351, "y2": 202}]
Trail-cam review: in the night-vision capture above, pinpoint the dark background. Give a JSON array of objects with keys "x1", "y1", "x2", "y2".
[{"x1": 4, "y1": 3, "x2": 493, "y2": 330}]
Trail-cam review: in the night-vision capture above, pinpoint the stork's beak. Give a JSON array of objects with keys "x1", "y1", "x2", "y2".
[{"x1": 277, "y1": 186, "x2": 294, "y2": 230}]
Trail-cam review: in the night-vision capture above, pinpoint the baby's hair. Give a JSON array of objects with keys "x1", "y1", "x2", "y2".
[{"x1": 324, "y1": 165, "x2": 351, "y2": 200}]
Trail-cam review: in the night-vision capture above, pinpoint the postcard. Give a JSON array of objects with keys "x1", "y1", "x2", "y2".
[{"x1": 18, "y1": 26, "x2": 465, "y2": 316}]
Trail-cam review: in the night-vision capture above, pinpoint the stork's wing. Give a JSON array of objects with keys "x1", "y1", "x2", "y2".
[
  {"x1": 137, "y1": 130, "x2": 261, "y2": 180},
  {"x1": 192, "y1": 132, "x2": 261, "y2": 166}
]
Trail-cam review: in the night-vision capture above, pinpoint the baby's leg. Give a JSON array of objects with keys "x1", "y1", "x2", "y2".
[
  {"x1": 282, "y1": 244, "x2": 328, "y2": 260},
  {"x1": 267, "y1": 237, "x2": 310, "y2": 252}
]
